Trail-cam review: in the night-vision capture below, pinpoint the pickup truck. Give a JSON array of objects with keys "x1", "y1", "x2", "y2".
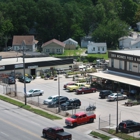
[
  {"x1": 65, "y1": 112, "x2": 96, "y2": 127},
  {"x1": 67, "y1": 83, "x2": 90, "y2": 92},
  {"x1": 42, "y1": 126, "x2": 72, "y2": 140}
]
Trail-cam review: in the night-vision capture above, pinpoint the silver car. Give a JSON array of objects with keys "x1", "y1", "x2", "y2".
[
  {"x1": 108, "y1": 93, "x2": 127, "y2": 101},
  {"x1": 26, "y1": 89, "x2": 44, "y2": 97}
]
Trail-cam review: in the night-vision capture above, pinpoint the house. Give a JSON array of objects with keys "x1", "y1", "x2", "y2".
[
  {"x1": 136, "y1": 22, "x2": 140, "y2": 31},
  {"x1": 87, "y1": 42, "x2": 107, "y2": 54},
  {"x1": 42, "y1": 39, "x2": 65, "y2": 54},
  {"x1": 118, "y1": 32, "x2": 140, "y2": 49},
  {"x1": 12, "y1": 35, "x2": 38, "y2": 52},
  {"x1": 81, "y1": 36, "x2": 93, "y2": 48},
  {"x1": 63, "y1": 38, "x2": 78, "y2": 50}
]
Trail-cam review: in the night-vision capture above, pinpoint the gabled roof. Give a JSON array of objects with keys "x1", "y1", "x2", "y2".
[
  {"x1": 118, "y1": 36, "x2": 134, "y2": 41},
  {"x1": 12, "y1": 35, "x2": 38, "y2": 46},
  {"x1": 42, "y1": 39, "x2": 65, "y2": 48},
  {"x1": 88, "y1": 42, "x2": 106, "y2": 47},
  {"x1": 63, "y1": 38, "x2": 78, "y2": 44}
]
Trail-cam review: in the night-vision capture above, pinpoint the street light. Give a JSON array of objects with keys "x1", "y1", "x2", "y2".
[{"x1": 22, "y1": 40, "x2": 27, "y2": 105}]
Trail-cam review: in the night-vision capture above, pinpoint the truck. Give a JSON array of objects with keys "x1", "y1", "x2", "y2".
[
  {"x1": 65, "y1": 112, "x2": 96, "y2": 127},
  {"x1": 42, "y1": 126, "x2": 72, "y2": 140},
  {"x1": 67, "y1": 83, "x2": 90, "y2": 92}
]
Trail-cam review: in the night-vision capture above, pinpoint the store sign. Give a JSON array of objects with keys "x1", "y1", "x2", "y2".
[
  {"x1": 0, "y1": 66, "x2": 5, "y2": 70},
  {"x1": 28, "y1": 65, "x2": 38, "y2": 69},
  {"x1": 111, "y1": 53, "x2": 140, "y2": 62},
  {"x1": 15, "y1": 64, "x2": 23, "y2": 68}
]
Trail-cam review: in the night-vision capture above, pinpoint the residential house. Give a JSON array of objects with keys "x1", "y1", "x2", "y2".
[
  {"x1": 12, "y1": 35, "x2": 38, "y2": 52},
  {"x1": 81, "y1": 36, "x2": 93, "y2": 48},
  {"x1": 87, "y1": 41, "x2": 107, "y2": 54},
  {"x1": 63, "y1": 38, "x2": 78, "y2": 50},
  {"x1": 42, "y1": 39, "x2": 65, "y2": 55},
  {"x1": 136, "y1": 22, "x2": 140, "y2": 31},
  {"x1": 118, "y1": 32, "x2": 140, "y2": 49}
]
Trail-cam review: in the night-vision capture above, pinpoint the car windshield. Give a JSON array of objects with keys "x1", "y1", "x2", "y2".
[
  {"x1": 110, "y1": 93, "x2": 115, "y2": 96},
  {"x1": 48, "y1": 96, "x2": 52, "y2": 99},
  {"x1": 29, "y1": 90, "x2": 33, "y2": 93},
  {"x1": 71, "y1": 115, "x2": 78, "y2": 119}
]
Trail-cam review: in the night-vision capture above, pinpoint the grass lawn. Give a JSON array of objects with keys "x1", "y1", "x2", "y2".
[
  {"x1": 88, "y1": 51, "x2": 108, "y2": 60},
  {"x1": 0, "y1": 95, "x2": 62, "y2": 120}
]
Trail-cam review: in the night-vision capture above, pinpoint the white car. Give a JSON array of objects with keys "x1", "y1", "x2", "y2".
[
  {"x1": 108, "y1": 93, "x2": 127, "y2": 101},
  {"x1": 43, "y1": 95, "x2": 60, "y2": 105},
  {"x1": 26, "y1": 89, "x2": 44, "y2": 97}
]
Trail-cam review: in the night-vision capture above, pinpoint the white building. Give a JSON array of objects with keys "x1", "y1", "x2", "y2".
[
  {"x1": 87, "y1": 42, "x2": 107, "y2": 54},
  {"x1": 63, "y1": 38, "x2": 78, "y2": 50}
]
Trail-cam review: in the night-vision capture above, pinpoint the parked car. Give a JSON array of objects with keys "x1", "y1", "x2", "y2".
[
  {"x1": 7, "y1": 77, "x2": 15, "y2": 84},
  {"x1": 26, "y1": 89, "x2": 44, "y2": 97},
  {"x1": 76, "y1": 87, "x2": 96, "y2": 94},
  {"x1": 118, "y1": 120, "x2": 140, "y2": 133},
  {"x1": 99, "y1": 90, "x2": 112, "y2": 99},
  {"x1": 108, "y1": 93, "x2": 127, "y2": 101},
  {"x1": 65, "y1": 112, "x2": 96, "y2": 127},
  {"x1": 61, "y1": 98, "x2": 81, "y2": 110},
  {"x1": 63, "y1": 82, "x2": 75, "y2": 89},
  {"x1": 19, "y1": 76, "x2": 31, "y2": 83},
  {"x1": 48, "y1": 96, "x2": 69, "y2": 107},
  {"x1": 67, "y1": 83, "x2": 90, "y2": 92},
  {"x1": 43, "y1": 95, "x2": 60, "y2": 105},
  {"x1": 42, "y1": 127, "x2": 72, "y2": 140}
]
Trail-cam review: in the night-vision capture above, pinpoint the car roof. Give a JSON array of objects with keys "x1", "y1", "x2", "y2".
[
  {"x1": 69, "y1": 98, "x2": 80, "y2": 101},
  {"x1": 101, "y1": 90, "x2": 111, "y2": 92},
  {"x1": 30, "y1": 89, "x2": 40, "y2": 90},
  {"x1": 74, "y1": 112, "x2": 86, "y2": 116},
  {"x1": 51, "y1": 127, "x2": 63, "y2": 130}
]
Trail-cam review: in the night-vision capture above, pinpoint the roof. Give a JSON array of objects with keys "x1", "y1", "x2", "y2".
[
  {"x1": 88, "y1": 42, "x2": 106, "y2": 47},
  {"x1": 118, "y1": 36, "x2": 134, "y2": 41},
  {"x1": 136, "y1": 22, "x2": 140, "y2": 25},
  {"x1": 42, "y1": 39, "x2": 65, "y2": 48},
  {"x1": 63, "y1": 38, "x2": 78, "y2": 44},
  {"x1": 75, "y1": 112, "x2": 86, "y2": 116},
  {"x1": 109, "y1": 50, "x2": 140, "y2": 56},
  {"x1": 0, "y1": 57, "x2": 61, "y2": 66},
  {"x1": 12, "y1": 35, "x2": 37, "y2": 46},
  {"x1": 89, "y1": 70, "x2": 140, "y2": 87}
]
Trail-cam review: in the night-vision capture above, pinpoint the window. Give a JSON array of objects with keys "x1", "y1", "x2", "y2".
[
  {"x1": 111, "y1": 59, "x2": 114, "y2": 68},
  {"x1": 129, "y1": 62, "x2": 132, "y2": 71},
  {"x1": 46, "y1": 49, "x2": 50, "y2": 52},
  {"x1": 102, "y1": 48, "x2": 104, "y2": 51},
  {"x1": 92, "y1": 47, "x2": 95, "y2": 51},
  {"x1": 119, "y1": 60, "x2": 122, "y2": 69},
  {"x1": 57, "y1": 49, "x2": 61, "y2": 52},
  {"x1": 98, "y1": 47, "x2": 100, "y2": 51}
]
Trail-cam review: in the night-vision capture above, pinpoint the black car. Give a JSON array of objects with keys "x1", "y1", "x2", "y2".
[
  {"x1": 99, "y1": 90, "x2": 112, "y2": 98},
  {"x1": 48, "y1": 96, "x2": 69, "y2": 107},
  {"x1": 6, "y1": 77, "x2": 15, "y2": 84},
  {"x1": 118, "y1": 120, "x2": 140, "y2": 133},
  {"x1": 19, "y1": 76, "x2": 31, "y2": 83},
  {"x1": 61, "y1": 98, "x2": 81, "y2": 110}
]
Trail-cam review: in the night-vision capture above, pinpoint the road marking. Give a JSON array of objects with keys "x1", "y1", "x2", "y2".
[
  {"x1": 1, "y1": 131, "x2": 9, "y2": 136},
  {"x1": 0, "y1": 117, "x2": 44, "y2": 139}
]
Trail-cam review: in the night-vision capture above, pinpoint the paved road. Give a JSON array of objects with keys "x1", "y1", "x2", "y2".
[{"x1": 0, "y1": 100, "x2": 97, "y2": 140}]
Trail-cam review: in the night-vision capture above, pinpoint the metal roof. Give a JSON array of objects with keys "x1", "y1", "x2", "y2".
[
  {"x1": 89, "y1": 70, "x2": 140, "y2": 87},
  {"x1": 109, "y1": 50, "x2": 140, "y2": 56},
  {"x1": 0, "y1": 57, "x2": 61, "y2": 66}
]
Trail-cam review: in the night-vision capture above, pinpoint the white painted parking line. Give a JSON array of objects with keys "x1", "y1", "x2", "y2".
[{"x1": 1, "y1": 131, "x2": 9, "y2": 136}]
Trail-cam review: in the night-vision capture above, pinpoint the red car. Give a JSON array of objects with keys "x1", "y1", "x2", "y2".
[
  {"x1": 63, "y1": 82, "x2": 75, "y2": 89},
  {"x1": 76, "y1": 87, "x2": 96, "y2": 94}
]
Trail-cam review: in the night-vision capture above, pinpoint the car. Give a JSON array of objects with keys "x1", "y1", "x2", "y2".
[
  {"x1": 43, "y1": 95, "x2": 61, "y2": 105},
  {"x1": 99, "y1": 90, "x2": 112, "y2": 98},
  {"x1": 48, "y1": 96, "x2": 69, "y2": 107},
  {"x1": 63, "y1": 82, "x2": 75, "y2": 89},
  {"x1": 108, "y1": 93, "x2": 127, "y2": 101},
  {"x1": 42, "y1": 127, "x2": 72, "y2": 140},
  {"x1": 6, "y1": 77, "x2": 15, "y2": 84},
  {"x1": 76, "y1": 87, "x2": 96, "y2": 94},
  {"x1": 118, "y1": 120, "x2": 140, "y2": 133},
  {"x1": 26, "y1": 89, "x2": 44, "y2": 97},
  {"x1": 19, "y1": 76, "x2": 31, "y2": 83},
  {"x1": 61, "y1": 98, "x2": 81, "y2": 110},
  {"x1": 109, "y1": 138, "x2": 121, "y2": 140}
]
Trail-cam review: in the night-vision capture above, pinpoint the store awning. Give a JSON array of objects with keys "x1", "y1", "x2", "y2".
[{"x1": 89, "y1": 71, "x2": 140, "y2": 87}]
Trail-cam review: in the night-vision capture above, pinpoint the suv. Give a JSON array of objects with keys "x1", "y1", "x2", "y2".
[
  {"x1": 48, "y1": 96, "x2": 69, "y2": 107},
  {"x1": 118, "y1": 120, "x2": 140, "y2": 133},
  {"x1": 43, "y1": 95, "x2": 60, "y2": 105},
  {"x1": 99, "y1": 90, "x2": 112, "y2": 98},
  {"x1": 61, "y1": 98, "x2": 81, "y2": 110}
]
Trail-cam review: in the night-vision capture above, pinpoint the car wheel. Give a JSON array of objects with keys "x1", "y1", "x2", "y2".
[
  {"x1": 89, "y1": 118, "x2": 94, "y2": 123},
  {"x1": 43, "y1": 132, "x2": 47, "y2": 138},
  {"x1": 40, "y1": 93, "x2": 42, "y2": 96},
  {"x1": 82, "y1": 92, "x2": 84, "y2": 94},
  {"x1": 29, "y1": 94, "x2": 32, "y2": 97}
]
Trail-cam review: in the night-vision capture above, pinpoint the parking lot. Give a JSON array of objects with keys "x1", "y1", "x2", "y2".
[{"x1": 2, "y1": 75, "x2": 140, "y2": 138}]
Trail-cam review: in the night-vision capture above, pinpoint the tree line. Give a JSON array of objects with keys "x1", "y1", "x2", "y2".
[{"x1": 0, "y1": 0, "x2": 140, "y2": 49}]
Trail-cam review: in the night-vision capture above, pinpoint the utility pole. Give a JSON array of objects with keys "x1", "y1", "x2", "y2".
[
  {"x1": 22, "y1": 41, "x2": 27, "y2": 105},
  {"x1": 116, "y1": 91, "x2": 118, "y2": 133},
  {"x1": 58, "y1": 76, "x2": 60, "y2": 112}
]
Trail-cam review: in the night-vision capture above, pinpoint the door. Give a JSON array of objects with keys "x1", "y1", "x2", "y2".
[{"x1": 31, "y1": 69, "x2": 35, "y2": 76}]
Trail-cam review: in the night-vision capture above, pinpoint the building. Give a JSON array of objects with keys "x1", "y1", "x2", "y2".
[
  {"x1": 87, "y1": 42, "x2": 107, "y2": 54},
  {"x1": 136, "y1": 22, "x2": 140, "y2": 31},
  {"x1": 81, "y1": 36, "x2": 93, "y2": 48},
  {"x1": 0, "y1": 57, "x2": 73, "y2": 77},
  {"x1": 12, "y1": 35, "x2": 38, "y2": 52},
  {"x1": 42, "y1": 39, "x2": 65, "y2": 55},
  {"x1": 63, "y1": 38, "x2": 78, "y2": 50}
]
